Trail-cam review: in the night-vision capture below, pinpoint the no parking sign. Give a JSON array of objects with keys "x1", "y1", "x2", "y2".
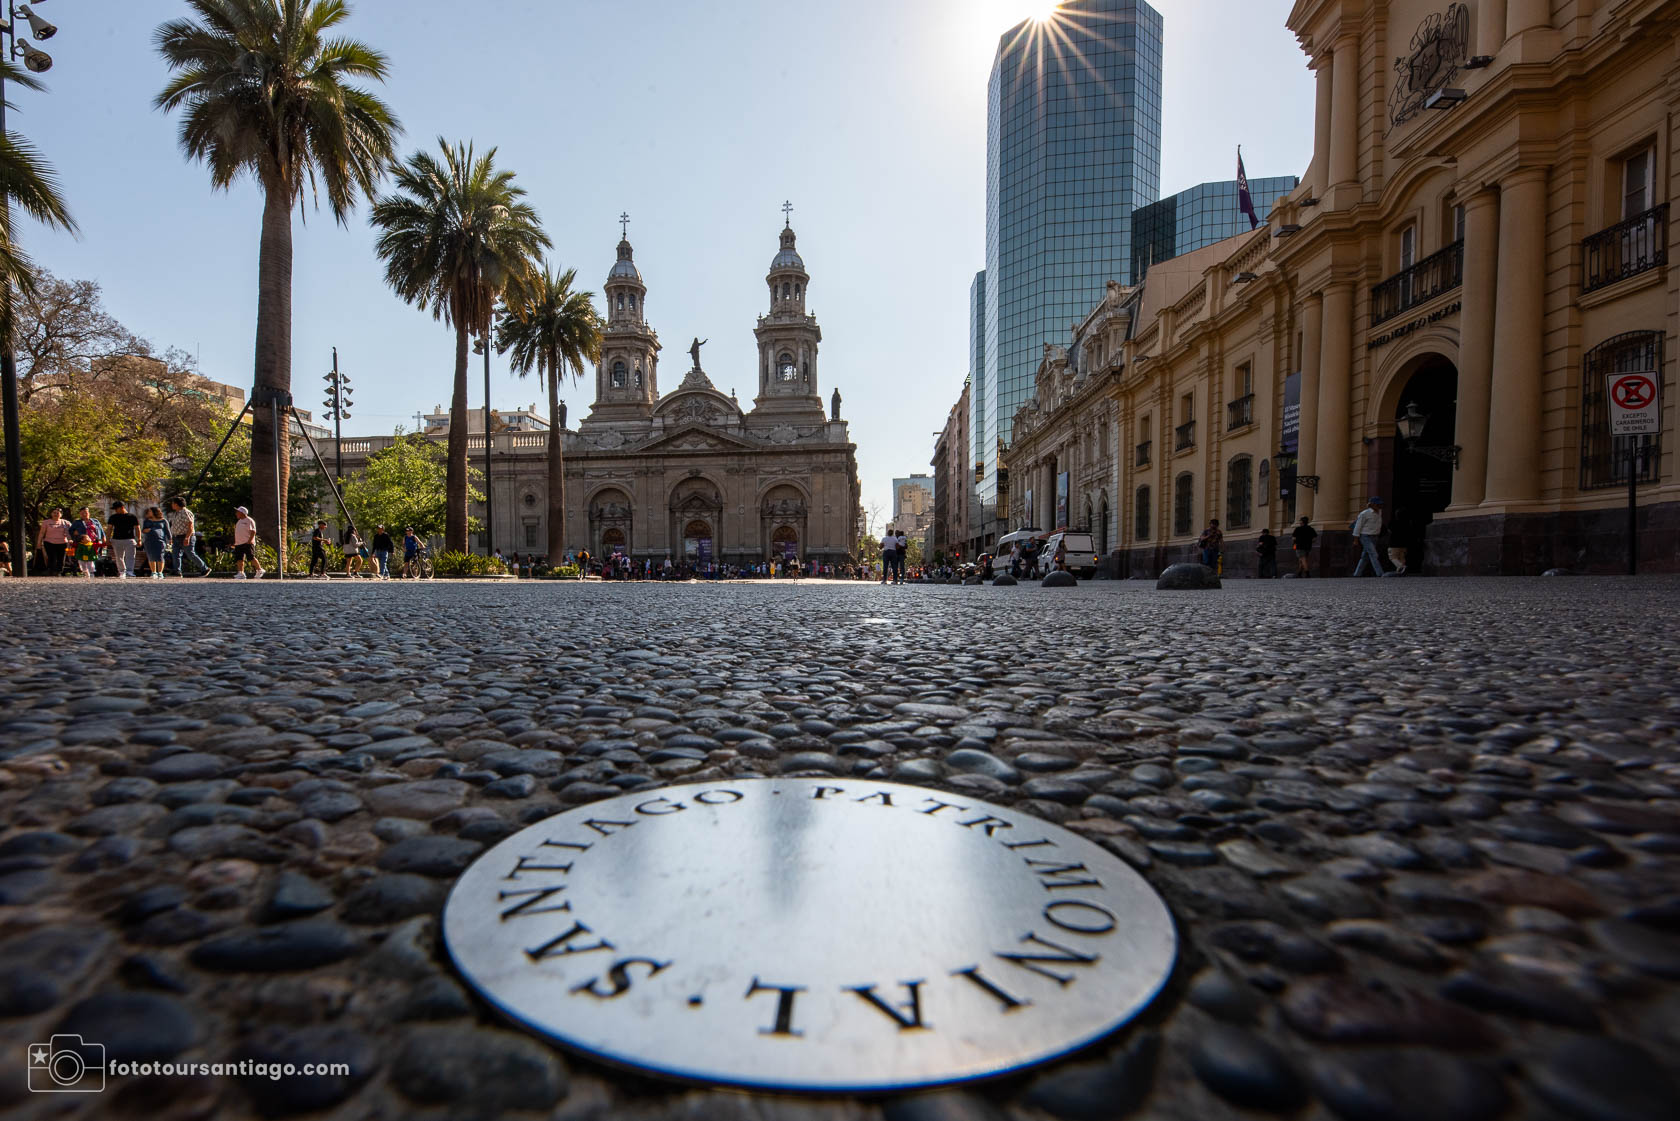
[{"x1": 1608, "y1": 371, "x2": 1660, "y2": 436}]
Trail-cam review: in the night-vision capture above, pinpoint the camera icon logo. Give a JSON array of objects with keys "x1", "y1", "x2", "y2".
[{"x1": 28, "y1": 1035, "x2": 105, "y2": 1093}]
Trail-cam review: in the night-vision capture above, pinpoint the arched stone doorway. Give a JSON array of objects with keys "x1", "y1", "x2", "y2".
[
  {"x1": 759, "y1": 483, "x2": 808, "y2": 561},
  {"x1": 682, "y1": 519, "x2": 714, "y2": 566},
  {"x1": 668, "y1": 477, "x2": 724, "y2": 564},
  {"x1": 1387, "y1": 354, "x2": 1458, "y2": 569},
  {"x1": 771, "y1": 524, "x2": 799, "y2": 562},
  {"x1": 589, "y1": 488, "x2": 633, "y2": 558}
]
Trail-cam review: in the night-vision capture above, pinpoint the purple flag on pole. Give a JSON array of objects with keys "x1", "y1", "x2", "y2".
[{"x1": 1237, "y1": 147, "x2": 1259, "y2": 230}]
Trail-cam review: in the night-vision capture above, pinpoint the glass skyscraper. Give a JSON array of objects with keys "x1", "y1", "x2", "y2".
[
  {"x1": 973, "y1": 0, "x2": 1164, "y2": 545},
  {"x1": 1131, "y1": 175, "x2": 1299, "y2": 283}
]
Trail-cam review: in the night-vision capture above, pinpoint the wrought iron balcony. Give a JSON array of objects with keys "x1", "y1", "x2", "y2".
[
  {"x1": 1582, "y1": 203, "x2": 1668, "y2": 294},
  {"x1": 1227, "y1": 393, "x2": 1255, "y2": 431},
  {"x1": 1370, "y1": 240, "x2": 1463, "y2": 327},
  {"x1": 1174, "y1": 420, "x2": 1196, "y2": 451},
  {"x1": 1135, "y1": 440, "x2": 1151, "y2": 467}
]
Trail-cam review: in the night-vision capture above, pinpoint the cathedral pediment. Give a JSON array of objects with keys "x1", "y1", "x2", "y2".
[{"x1": 636, "y1": 423, "x2": 762, "y2": 455}]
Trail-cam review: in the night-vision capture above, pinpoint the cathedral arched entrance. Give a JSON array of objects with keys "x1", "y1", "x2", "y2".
[
  {"x1": 759, "y1": 483, "x2": 808, "y2": 561},
  {"x1": 682, "y1": 519, "x2": 714, "y2": 566},
  {"x1": 589, "y1": 488, "x2": 633, "y2": 558},
  {"x1": 669, "y1": 477, "x2": 724, "y2": 566},
  {"x1": 1384, "y1": 354, "x2": 1458, "y2": 571},
  {"x1": 771, "y1": 524, "x2": 799, "y2": 562}
]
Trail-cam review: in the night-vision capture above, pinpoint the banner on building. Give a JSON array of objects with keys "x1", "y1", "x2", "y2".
[
  {"x1": 1056, "y1": 472, "x2": 1070, "y2": 528},
  {"x1": 1281, "y1": 372, "x2": 1301, "y2": 454}
]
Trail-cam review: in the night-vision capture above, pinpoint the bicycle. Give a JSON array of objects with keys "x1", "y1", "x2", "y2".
[{"x1": 401, "y1": 547, "x2": 433, "y2": 580}]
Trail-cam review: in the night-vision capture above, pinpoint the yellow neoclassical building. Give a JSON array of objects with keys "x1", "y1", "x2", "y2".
[{"x1": 1007, "y1": 0, "x2": 1676, "y2": 576}]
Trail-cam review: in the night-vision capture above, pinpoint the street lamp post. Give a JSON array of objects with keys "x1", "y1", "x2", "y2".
[
  {"x1": 322, "y1": 347, "x2": 351, "y2": 487},
  {"x1": 0, "y1": 0, "x2": 61, "y2": 577}
]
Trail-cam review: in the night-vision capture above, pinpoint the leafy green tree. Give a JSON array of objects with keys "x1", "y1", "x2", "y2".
[
  {"x1": 904, "y1": 536, "x2": 924, "y2": 569},
  {"x1": 496, "y1": 265, "x2": 601, "y2": 558},
  {"x1": 341, "y1": 431, "x2": 480, "y2": 542},
  {"x1": 154, "y1": 0, "x2": 401, "y2": 558},
  {"x1": 8, "y1": 396, "x2": 166, "y2": 539},
  {"x1": 370, "y1": 139, "x2": 548, "y2": 553},
  {"x1": 858, "y1": 534, "x2": 882, "y2": 565}
]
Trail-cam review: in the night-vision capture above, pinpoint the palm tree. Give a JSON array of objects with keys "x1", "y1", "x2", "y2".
[
  {"x1": 370, "y1": 139, "x2": 548, "y2": 552},
  {"x1": 0, "y1": 60, "x2": 75, "y2": 334},
  {"x1": 154, "y1": 0, "x2": 399, "y2": 555},
  {"x1": 496, "y1": 265, "x2": 602, "y2": 559}
]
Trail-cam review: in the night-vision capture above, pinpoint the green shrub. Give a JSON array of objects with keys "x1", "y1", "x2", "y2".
[
  {"x1": 541, "y1": 564, "x2": 581, "y2": 579},
  {"x1": 432, "y1": 550, "x2": 508, "y2": 577}
]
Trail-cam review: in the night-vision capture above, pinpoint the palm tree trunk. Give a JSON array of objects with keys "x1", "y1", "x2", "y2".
[
  {"x1": 250, "y1": 181, "x2": 293, "y2": 556},
  {"x1": 445, "y1": 319, "x2": 470, "y2": 552},
  {"x1": 547, "y1": 355, "x2": 565, "y2": 560}
]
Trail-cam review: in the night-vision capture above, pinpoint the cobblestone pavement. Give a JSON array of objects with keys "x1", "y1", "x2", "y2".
[{"x1": 2, "y1": 576, "x2": 1679, "y2": 1121}]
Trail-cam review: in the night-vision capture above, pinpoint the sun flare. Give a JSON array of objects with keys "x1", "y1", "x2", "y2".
[{"x1": 1027, "y1": 0, "x2": 1063, "y2": 22}]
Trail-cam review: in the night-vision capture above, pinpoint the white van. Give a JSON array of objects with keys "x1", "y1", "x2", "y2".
[{"x1": 1044, "y1": 531, "x2": 1098, "y2": 579}]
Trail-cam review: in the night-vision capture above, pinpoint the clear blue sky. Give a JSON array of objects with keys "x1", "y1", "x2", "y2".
[{"x1": 19, "y1": 0, "x2": 1312, "y2": 525}]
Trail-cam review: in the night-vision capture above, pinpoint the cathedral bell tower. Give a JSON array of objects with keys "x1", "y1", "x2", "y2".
[
  {"x1": 753, "y1": 207, "x2": 824, "y2": 417},
  {"x1": 593, "y1": 216, "x2": 660, "y2": 418}
]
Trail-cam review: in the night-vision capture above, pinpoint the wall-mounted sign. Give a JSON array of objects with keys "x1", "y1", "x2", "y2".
[
  {"x1": 1367, "y1": 301, "x2": 1461, "y2": 350},
  {"x1": 1281, "y1": 372, "x2": 1301, "y2": 454},
  {"x1": 444, "y1": 779, "x2": 1178, "y2": 1093}
]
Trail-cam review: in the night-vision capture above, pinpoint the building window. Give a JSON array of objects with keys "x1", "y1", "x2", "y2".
[
  {"x1": 1228, "y1": 363, "x2": 1255, "y2": 430},
  {"x1": 1622, "y1": 146, "x2": 1654, "y2": 219},
  {"x1": 1175, "y1": 393, "x2": 1196, "y2": 451},
  {"x1": 1399, "y1": 224, "x2": 1416, "y2": 269},
  {"x1": 777, "y1": 352, "x2": 797, "y2": 382},
  {"x1": 1258, "y1": 459, "x2": 1270, "y2": 506},
  {"x1": 525, "y1": 524, "x2": 537, "y2": 547},
  {"x1": 1580, "y1": 331, "x2": 1663, "y2": 490},
  {"x1": 1134, "y1": 486, "x2": 1150, "y2": 540},
  {"x1": 1451, "y1": 202, "x2": 1465, "y2": 244},
  {"x1": 1099, "y1": 496, "x2": 1109, "y2": 553},
  {"x1": 1173, "y1": 472, "x2": 1194, "y2": 536},
  {"x1": 628, "y1": 293, "x2": 636, "y2": 311},
  {"x1": 1227, "y1": 456, "x2": 1253, "y2": 528}
]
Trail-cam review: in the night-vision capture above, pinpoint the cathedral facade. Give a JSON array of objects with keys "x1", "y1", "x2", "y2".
[
  {"x1": 556, "y1": 222, "x2": 861, "y2": 566},
  {"x1": 326, "y1": 222, "x2": 862, "y2": 565}
]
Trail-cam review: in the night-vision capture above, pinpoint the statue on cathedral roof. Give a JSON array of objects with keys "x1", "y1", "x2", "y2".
[{"x1": 690, "y1": 337, "x2": 707, "y2": 370}]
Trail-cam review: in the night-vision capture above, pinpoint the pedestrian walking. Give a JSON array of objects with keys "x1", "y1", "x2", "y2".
[
  {"x1": 70, "y1": 506, "x2": 105, "y2": 553},
  {"x1": 141, "y1": 506, "x2": 171, "y2": 579},
  {"x1": 343, "y1": 528, "x2": 366, "y2": 578},
  {"x1": 34, "y1": 506, "x2": 70, "y2": 575},
  {"x1": 1198, "y1": 519, "x2": 1224, "y2": 569},
  {"x1": 73, "y1": 534, "x2": 98, "y2": 578},
  {"x1": 108, "y1": 501, "x2": 140, "y2": 579},
  {"x1": 1256, "y1": 527, "x2": 1278, "y2": 578},
  {"x1": 371, "y1": 526, "x2": 394, "y2": 580},
  {"x1": 1291, "y1": 516, "x2": 1316, "y2": 577},
  {"x1": 309, "y1": 520, "x2": 330, "y2": 577},
  {"x1": 1351, "y1": 497, "x2": 1385, "y2": 577},
  {"x1": 231, "y1": 506, "x2": 263, "y2": 580},
  {"x1": 166, "y1": 498, "x2": 210, "y2": 577}
]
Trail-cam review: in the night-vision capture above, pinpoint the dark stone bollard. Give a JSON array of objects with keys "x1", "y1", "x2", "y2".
[
  {"x1": 1042, "y1": 571, "x2": 1077, "y2": 588},
  {"x1": 992, "y1": 575, "x2": 1017, "y2": 586},
  {"x1": 1156, "y1": 563, "x2": 1221, "y2": 590}
]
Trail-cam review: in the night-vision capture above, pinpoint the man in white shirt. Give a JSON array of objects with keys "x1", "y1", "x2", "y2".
[
  {"x1": 1351, "y1": 497, "x2": 1385, "y2": 577},
  {"x1": 232, "y1": 505, "x2": 263, "y2": 580},
  {"x1": 892, "y1": 531, "x2": 909, "y2": 583}
]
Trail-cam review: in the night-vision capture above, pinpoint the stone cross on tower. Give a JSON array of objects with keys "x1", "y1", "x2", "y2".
[
  {"x1": 782, "y1": 200, "x2": 793, "y2": 226},
  {"x1": 619, "y1": 211, "x2": 630, "y2": 238}
]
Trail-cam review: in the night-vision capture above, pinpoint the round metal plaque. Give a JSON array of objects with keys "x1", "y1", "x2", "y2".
[{"x1": 443, "y1": 778, "x2": 1177, "y2": 1093}]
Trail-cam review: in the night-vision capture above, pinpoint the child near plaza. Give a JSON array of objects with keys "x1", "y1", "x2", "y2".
[{"x1": 74, "y1": 534, "x2": 98, "y2": 578}]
